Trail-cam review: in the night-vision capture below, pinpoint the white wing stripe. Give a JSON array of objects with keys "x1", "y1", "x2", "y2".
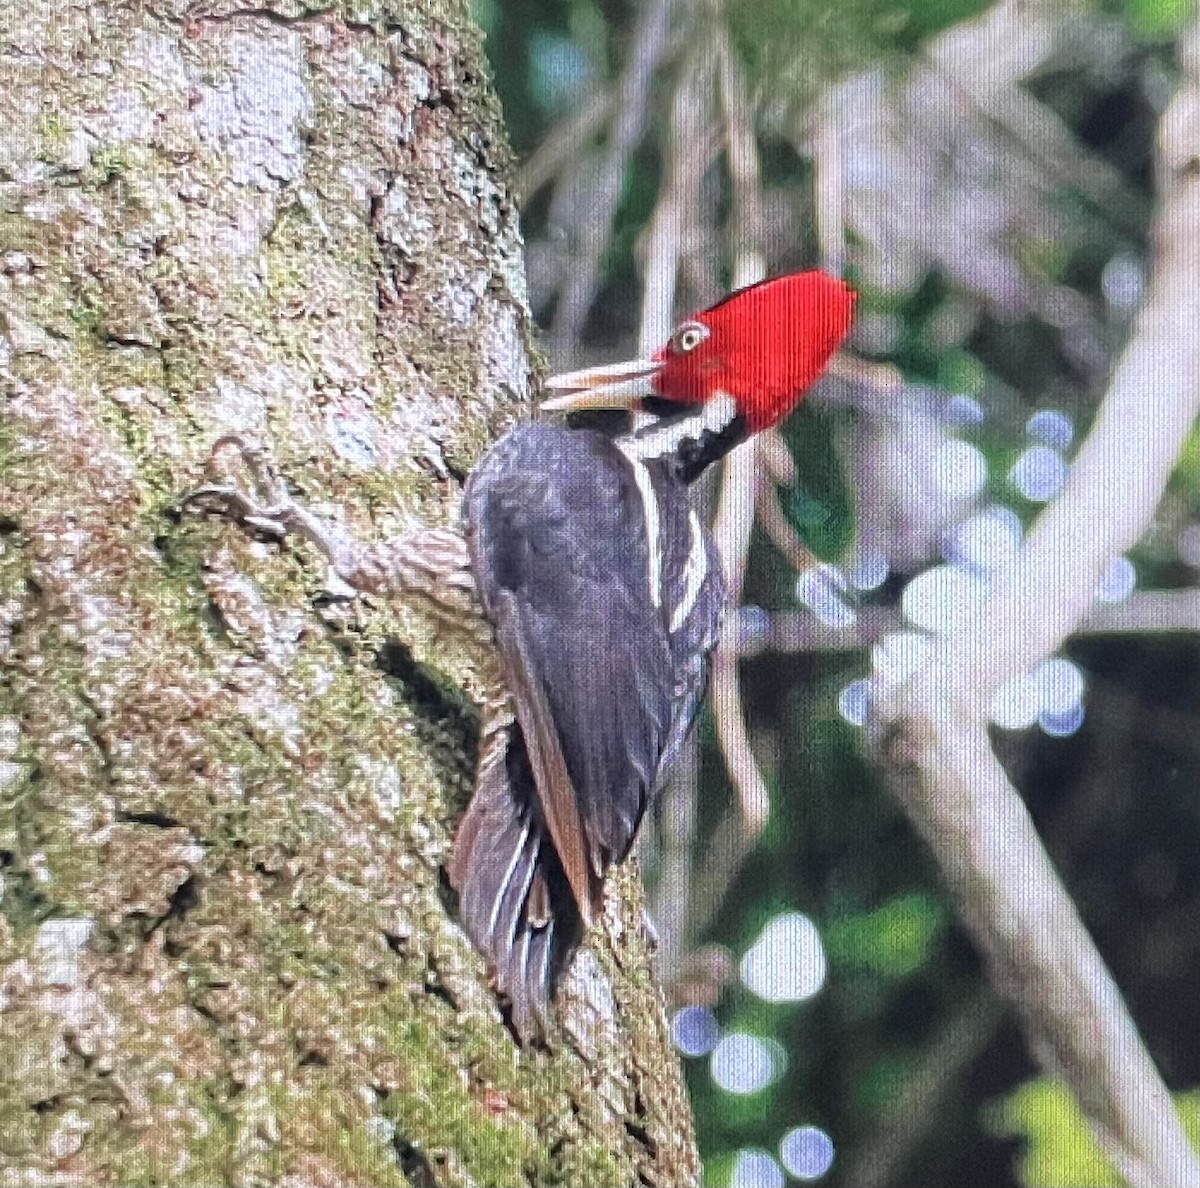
[
  {"x1": 618, "y1": 450, "x2": 663, "y2": 608},
  {"x1": 670, "y1": 510, "x2": 710, "y2": 633},
  {"x1": 486, "y1": 820, "x2": 532, "y2": 943}
]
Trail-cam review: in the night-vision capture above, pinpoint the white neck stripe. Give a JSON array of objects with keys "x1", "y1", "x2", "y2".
[{"x1": 617, "y1": 392, "x2": 739, "y2": 462}]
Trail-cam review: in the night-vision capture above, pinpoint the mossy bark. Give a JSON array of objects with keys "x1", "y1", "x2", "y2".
[{"x1": 0, "y1": 3, "x2": 700, "y2": 1184}]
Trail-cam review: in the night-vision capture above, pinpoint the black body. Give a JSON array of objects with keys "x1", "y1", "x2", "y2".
[{"x1": 449, "y1": 421, "x2": 725, "y2": 1040}]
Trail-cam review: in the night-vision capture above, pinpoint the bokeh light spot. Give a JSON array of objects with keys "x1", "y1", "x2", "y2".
[
  {"x1": 849, "y1": 545, "x2": 889, "y2": 591},
  {"x1": 945, "y1": 506, "x2": 1022, "y2": 572},
  {"x1": 796, "y1": 564, "x2": 856, "y2": 629},
  {"x1": 1095, "y1": 555, "x2": 1136, "y2": 603},
  {"x1": 871, "y1": 631, "x2": 931, "y2": 685},
  {"x1": 780, "y1": 1126, "x2": 836, "y2": 1181},
  {"x1": 838, "y1": 679, "x2": 871, "y2": 727},
  {"x1": 1026, "y1": 409, "x2": 1074, "y2": 451},
  {"x1": 1039, "y1": 703, "x2": 1086, "y2": 737},
  {"x1": 901, "y1": 564, "x2": 988, "y2": 635},
  {"x1": 528, "y1": 32, "x2": 592, "y2": 112},
  {"x1": 671, "y1": 1005, "x2": 719, "y2": 1058},
  {"x1": 942, "y1": 393, "x2": 986, "y2": 427},
  {"x1": 990, "y1": 671, "x2": 1042, "y2": 730},
  {"x1": 741, "y1": 912, "x2": 826, "y2": 1003},
  {"x1": 935, "y1": 439, "x2": 988, "y2": 500},
  {"x1": 1009, "y1": 445, "x2": 1066, "y2": 502},
  {"x1": 711, "y1": 1033, "x2": 785, "y2": 1095},
  {"x1": 1034, "y1": 658, "x2": 1085, "y2": 715},
  {"x1": 730, "y1": 1148, "x2": 786, "y2": 1188}
]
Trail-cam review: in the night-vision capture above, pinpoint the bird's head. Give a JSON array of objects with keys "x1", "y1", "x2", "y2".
[{"x1": 542, "y1": 272, "x2": 855, "y2": 452}]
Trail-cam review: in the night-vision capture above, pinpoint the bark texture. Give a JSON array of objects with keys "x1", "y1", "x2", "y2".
[{"x1": 0, "y1": 3, "x2": 700, "y2": 1184}]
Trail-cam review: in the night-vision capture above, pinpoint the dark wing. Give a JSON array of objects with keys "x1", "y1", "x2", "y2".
[
  {"x1": 489, "y1": 587, "x2": 599, "y2": 919},
  {"x1": 466, "y1": 425, "x2": 678, "y2": 920},
  {"x1": 450, "y1": 423, "x2": 723, "y2": 1041}
]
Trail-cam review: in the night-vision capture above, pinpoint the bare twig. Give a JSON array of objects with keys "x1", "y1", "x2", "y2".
[
  {"x1": 546, "y1": 0, "x2": 679, "y2": 363},
  {"x1": 872, "y1": 23, "x2": 1200, "y2": 1187},
  {"x1": 641, "y1": 57, "x2": 714, "y2": 974},
  {"x1": 717, "y1": 41, "x2": 766, "y2": 286},
  {"x1": 755, "y1": 476, "x2": 817, "y2": 573},
  {"x1": 690, "y1": 38, "x2": 772, "y2": 945},
  {"x1": 1081, "y1": 588, "x2": 1200, "y2": 633},
  {"x1": 727, "y1": 589, "x2": 1200, "y2": 660},
  {"x1": 638, "y1": 54, "x2": 718, "y2": 353},
  {"x1": 923, "y1": 0, "x2": 1144, "y2": 237},
  {"x1": 516, "y1": 91, "x2": 611, "y2": 203},
  {"x1": 693, "y1": 446, "x2": 768, "y2": 943},
  {"x1": 813, "y1": 99, "x2": 846, "y2": 278}
]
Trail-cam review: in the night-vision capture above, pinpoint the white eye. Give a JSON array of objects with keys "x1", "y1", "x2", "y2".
[{"x1": 673, "y1": 322, "x2": 708, "y2": 353}]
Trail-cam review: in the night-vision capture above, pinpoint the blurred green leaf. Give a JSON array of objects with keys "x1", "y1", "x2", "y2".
[
  {"x1": 1121, "y1": 0, "x2": 1196, "y2": 39},
  {"x1": 937, "y1": 348, "x2": 987, "y2": 396},
  {"x1": 779, "y1": 403, "x2": 856, "y2": 561},
  {"x1": 1168, "y1": 423, "x2": 1200, "y2": 502},
  {"x1": 859, "y1": 1053, "x2": 917, "y2": 1113},
  {"x1": 987, "y1": 1079, "x2": 1200, "y2": 1187},
  {"x1": 824, "y1": 893, "x2": 946, "y2": 977},
  {"x1": 704, "y1": 1150, "x2": 736, "y2": 1188}
]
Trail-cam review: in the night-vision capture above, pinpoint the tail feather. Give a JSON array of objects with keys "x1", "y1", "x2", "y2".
[{"x1": 446, "y1": 726, "x2": 582, "y2": 1043}]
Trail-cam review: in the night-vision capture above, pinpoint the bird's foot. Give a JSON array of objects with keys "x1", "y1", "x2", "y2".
[
  {"x1": 182, "y1": 436, "x2": 478, "y2": 616},
  {"x1": 182, "y1": 435, "x2": 300, "y2": 541}
]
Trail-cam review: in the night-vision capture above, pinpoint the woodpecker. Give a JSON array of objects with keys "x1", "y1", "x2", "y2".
[
  {"x1": 185, "y1": 271, "x2": 854, "y2": 1044},
  {"x1": 451, "y1": 272, "x2": 855, "y2": 1039}
]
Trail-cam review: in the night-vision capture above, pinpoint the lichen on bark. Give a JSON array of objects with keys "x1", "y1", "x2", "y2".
[{"x1": 0, "y1": 2, "x2": 699, "y2": 1184}]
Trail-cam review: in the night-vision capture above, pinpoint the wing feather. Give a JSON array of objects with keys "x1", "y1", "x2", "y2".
[{"x1": 492, "y1": 589, "x2": 602, "y2": 922}]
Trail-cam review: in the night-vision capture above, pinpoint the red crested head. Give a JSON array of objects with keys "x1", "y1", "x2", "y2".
[
  {"x1": 649, "y1": 272, "x2": 856, "y2": 433},
  {"x1": 543, "y1": 273, "x2": 855, "y2": 478}
]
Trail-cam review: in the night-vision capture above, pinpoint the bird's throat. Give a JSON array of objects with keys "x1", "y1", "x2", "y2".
[{"x1": 616, "y1": 393, "x2": 747, "y2": 483}]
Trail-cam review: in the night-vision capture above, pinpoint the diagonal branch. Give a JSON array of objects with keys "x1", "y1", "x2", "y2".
[{"x1": 872, "y1": 23, "x2": 1200, "y2": 1188}]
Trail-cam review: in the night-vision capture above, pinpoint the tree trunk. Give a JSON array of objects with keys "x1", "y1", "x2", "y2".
[{"x1": 0, "y1": 2, "x2": 700, "y2": 1184}]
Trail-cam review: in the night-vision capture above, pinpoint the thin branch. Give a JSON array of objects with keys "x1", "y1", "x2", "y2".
[
  {"x1": 1081, "y1": 588, "x2": 1200, "y2": 633},
  {"x1": 695, "y1": 447, "x2": 769, "y2": 942},
  {"x1": 727, "y1": 589, "x2": 1200, "y2": 660},
  {"x1": 872, "y1": 22, "x2": 1200, "y2": 1187},
  {"x1": 545, "y1": 0, "x2": 678, "y2": 363},
  {"x1": 642, "y1": 57, "x2": 714, "y2": 975},
  {"x1": 813, "y1": 99, "x2": 846, "y2": 278},
  {"x1": 923, "y1": 0, "x2": 1145, "y2": 238},
  {"x1": 690, "y1": 37, "x2": 771, "y2": 944},
  {"x1": 637, "y1": 53, "x2": 718, "y2": 353},
  {"x1": 728, "y1": 605, "x2": 901, "y2": 658},
  {"x1": 755, "y1": 476, "x2": 817, "y2": 574},
  {"x1": 516, "y1": 91, "x2": 611, "y2": 203},
  {"x1": 717, "y1": 40, "x2": 766, "y2": 286}
]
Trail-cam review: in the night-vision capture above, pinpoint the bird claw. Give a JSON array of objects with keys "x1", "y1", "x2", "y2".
[{"x1": 180, "y1": 435, "x2": 296, "y2": 541}]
